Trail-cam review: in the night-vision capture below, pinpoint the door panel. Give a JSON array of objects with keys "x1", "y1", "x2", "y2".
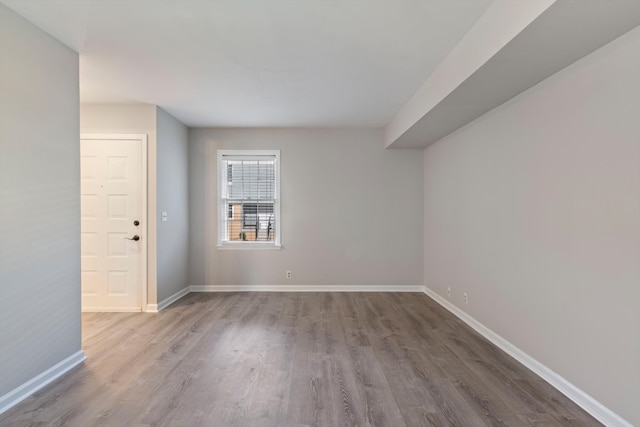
[{"x1": 81, "y1": 136, "x2": 144, "y2": 311}]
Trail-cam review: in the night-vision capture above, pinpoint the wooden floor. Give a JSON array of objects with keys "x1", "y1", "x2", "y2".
[{"x1": 0, "y1": 292, "x2": 601, "y2": 427}]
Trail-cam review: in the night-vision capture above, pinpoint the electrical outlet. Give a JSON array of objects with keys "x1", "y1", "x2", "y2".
[
  {"x1": 286, "y1": 270, "x2": 292, "y2": 279},
  {"x1": 447, "y1": 287, "x2": 451, "y2": 298},
  {"x1": 463, "y1": 292, "x2": 468, "y2": 304}
]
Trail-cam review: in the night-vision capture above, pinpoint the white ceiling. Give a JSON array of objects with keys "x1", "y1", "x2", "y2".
[
  {"x1": 0, "y1": 0, "x2": 492, "y2": 128},
  {"x1": 386, "y1": 0, "x2": 640, "y2": 148}
]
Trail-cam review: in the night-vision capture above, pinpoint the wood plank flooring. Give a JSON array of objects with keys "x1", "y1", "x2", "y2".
[{"x1": 0, "y1": 292, "x2": 602, "y2": 426}]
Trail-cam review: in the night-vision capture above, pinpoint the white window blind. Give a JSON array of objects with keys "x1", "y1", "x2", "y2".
[{"x1": 218, "y1": 150, "x2": 280, "y2": 248}]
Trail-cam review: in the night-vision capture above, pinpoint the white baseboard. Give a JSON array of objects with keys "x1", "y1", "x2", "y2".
[
  {"x1": 82, "y1": 307, "x2": 142, "y2": 312},
  {"x1": 423, "y1": 287, "x2": 632, "y2": 427},
  {"x1": 157, "y1": 286, "x2": 191, "y2": 311},
  {"x1": 189, "y1": 285, "x2": 423, "y2": 292},
  {"x1": 145, "y1": 304, "x2": 159, "y2": 313},
  {"x1": 0, "y1": 350, "x2": 86, "y2": 416}
]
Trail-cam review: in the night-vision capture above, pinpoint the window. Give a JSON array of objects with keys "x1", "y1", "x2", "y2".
[{"x1": 217, "y1": 150, "x2": 281, "y2": 248}]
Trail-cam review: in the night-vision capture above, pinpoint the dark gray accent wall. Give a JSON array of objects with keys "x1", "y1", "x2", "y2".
[{"x1": 156, "y1": 107, "x2": 189, "y2": 302}]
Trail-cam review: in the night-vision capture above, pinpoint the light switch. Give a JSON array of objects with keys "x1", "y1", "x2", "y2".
[{"x1": 161, "y1": 211, "x2": 168, "y2": 222}]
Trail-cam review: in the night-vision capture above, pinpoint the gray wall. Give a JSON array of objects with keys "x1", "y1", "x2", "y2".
[
  {"x1": 423, "y1": 27, "x2": 640, "y2": 426},
  {"x1": 0, "y1": 4, "x2": 81, "y2": 396},
  {"x1": 156, "y1": 107, "x2": 189, "y2": 302},
  {"x1": 189, "y1": 128, "x2": 423, "y2": 289}
]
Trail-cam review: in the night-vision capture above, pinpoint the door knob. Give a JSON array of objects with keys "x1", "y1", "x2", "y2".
[{"x1": 125, "y1": 235, "x2": 140, "y2": 241}]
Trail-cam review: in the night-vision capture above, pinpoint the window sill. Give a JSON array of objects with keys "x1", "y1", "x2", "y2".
[{"x1": 217, "y1": 243, "x2": 282, "y2": 251}]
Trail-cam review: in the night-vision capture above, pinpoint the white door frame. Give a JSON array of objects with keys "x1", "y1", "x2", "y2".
[{"x1": 80, "y1": 133, "x2": 148, "y2": 312}]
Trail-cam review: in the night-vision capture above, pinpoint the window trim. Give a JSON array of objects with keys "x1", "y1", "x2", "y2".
[{"x1": 217, "y1": 149, "x2": 281, "y2": 249}]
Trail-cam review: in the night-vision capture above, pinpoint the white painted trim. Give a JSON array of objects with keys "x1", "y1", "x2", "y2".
[
  {"x1": 146, "y1": 304, "x2": 159, "y2": 313},
  {"x1": 189, "y1": 285, "x2": 424, "y2": 292},
  {"x1": 217, "y1": 149, "x2": 282, "y2": 247},
  {"x1": 423, "y1": 287, "x2": 633, "y2": 427},
  {"x1": 81, "y1": 307, "x2": 142, "y2": 313},
  {"x1": 0, "y1": 350, "x2": 86, "y2": 415},
  {"x1": 140, "y1": 135, "x2": 148, "y2": 312},
  {"x1": 80, "y1": 134, "x2": 149, "y2": 313},
  {"x1": 157, "y1": 286, "x2": 190, "y2": 311}
]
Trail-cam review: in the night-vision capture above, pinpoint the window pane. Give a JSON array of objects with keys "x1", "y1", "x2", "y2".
[
  {"x1": 226, "y1": 160, "x2": 275, "y2": 200},
  {"x1": 243, "y1": 203, "x2": 257, "y2": 227}
]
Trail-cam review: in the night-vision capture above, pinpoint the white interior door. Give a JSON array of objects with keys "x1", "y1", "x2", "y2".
[{"x1": 81, "y1": 135, "x2": 146, "y2": 311}]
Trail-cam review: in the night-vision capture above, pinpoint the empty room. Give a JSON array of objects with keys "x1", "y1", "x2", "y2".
[{"x1": 0, "y1": 1, "x2": 638, "y2": 426}]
